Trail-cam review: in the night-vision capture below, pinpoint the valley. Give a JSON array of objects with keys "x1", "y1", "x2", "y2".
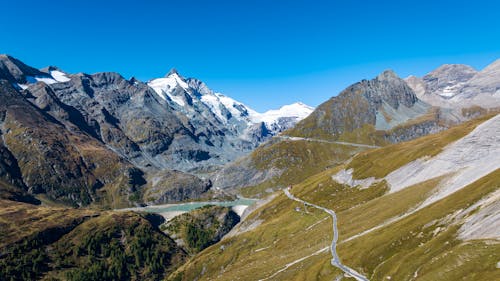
[{"x1": 1, "y1": 55, "x2": 499, "y2": 281}]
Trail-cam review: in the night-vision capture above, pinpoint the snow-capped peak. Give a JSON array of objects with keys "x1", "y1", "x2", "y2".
[
  {"x1": 166, "y1": 68, "x2": 180, "y2": 77},
  {"x1": 250, "y1": 102, "x2": 314, "y2": 125},
  {"x1": 147, "y1": 69, "x2": 314, "y2": 135},
  {"x1": 147, "y1": 71, "x2": 190, "y2": 106}
]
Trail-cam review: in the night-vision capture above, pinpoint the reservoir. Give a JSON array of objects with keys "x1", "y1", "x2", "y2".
[{"x1": 139, "y1": 198, "x2": 257, "y2": 213}]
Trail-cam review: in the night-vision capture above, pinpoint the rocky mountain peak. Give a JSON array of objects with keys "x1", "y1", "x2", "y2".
[
  {"x1": 40, "y1": 65, "x2": 63, "y2": 72},
  {"x1": 166, "y1": 68, "x2": 180, "y2": 77},
  {"x1": 362, "y1": 69, "x2": 418, "y2": 109},
  {"x1": 0, "y1": 54, "x2": 45, "y2": 84},
  {"x1": 424, "y1": 64, "x2": 477, "y2": 86},
  {"x1": 404, "y1": 59, "x2": 500, "y2": 109},
  {"x1": 376, "y1": 69, "x2": 399, "y2": 81}
]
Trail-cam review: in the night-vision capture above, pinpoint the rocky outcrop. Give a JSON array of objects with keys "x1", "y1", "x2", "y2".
[
  {"x1": 163, "y1": 205, "x2": 240, "y2": 254},
  {"x1": 0, "y1": 54, "x2": 45, "y2": 84},
  {"x1": 213, "y1": 154, "x2": 283, "y2": 191},
  {"x1": 0, "y1": 80, "x2": 145, "y2": 207},
  {"x1": 384, "y1": 118, "x2": 447, "y2": 143},
  {"x1": 288, "y1": 69, "x2": 430, "y2": 140},
  {"x1": 144, "y1": 170, "x2": 212, "y2": 204},
  {"x1": 406, "y1": 60, "x2": 500, "y2": 109}
]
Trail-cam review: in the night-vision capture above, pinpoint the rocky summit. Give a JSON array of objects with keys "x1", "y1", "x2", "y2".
[{"x1": 406, "y1": 59, "x2": 500, "y2": 110}]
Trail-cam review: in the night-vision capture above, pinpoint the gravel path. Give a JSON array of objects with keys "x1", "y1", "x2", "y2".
[{"x1": 278, "y1": 135, "x2": 380, "y2": 149}]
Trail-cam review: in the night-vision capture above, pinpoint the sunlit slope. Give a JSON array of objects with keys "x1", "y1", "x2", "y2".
[
  {"x1": 213, "y1": 70, "x2": 486, "y2": 197},
  {"x1": 170, "y1": 114, "x2": 499, "y2": 281},
  {"x1": 238, "y1": 139, "x2": 368, "y2": 197},
  {"x1": 0, "y1": 200, "x2": 186, "y2": 280}
]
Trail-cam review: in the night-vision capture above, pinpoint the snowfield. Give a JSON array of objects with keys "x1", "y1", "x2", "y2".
[{"x1": 148, "y1": 71, "x2": 313, "y2": 128}]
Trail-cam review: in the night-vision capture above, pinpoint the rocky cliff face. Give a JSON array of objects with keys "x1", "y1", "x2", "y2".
[
  {"x1": 0, "y1": 80, "x2": 143, "y2": 207},
  {"x1": 163, "y1": 205, "x2": 240, "y2": 255},
  {"x1": 144, "y1": 170, "x2": 212, "y2": 204},
  {"x1": 0, "y1": 55, "x2": 312, "y2": 206},
  {"x1": 287, "y1": 69, "x2": 431, "y2": 140},
  {"x1": 406, "y1": 60, "x2": 500, "y2": 109}
]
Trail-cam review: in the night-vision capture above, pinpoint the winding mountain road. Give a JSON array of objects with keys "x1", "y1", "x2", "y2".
[
  {"x1": 284, "y1": 188, "x2": 369, "y2": 281},
  {"x1": 278, "y1": 135, "x2": 380, "y2": 149}
]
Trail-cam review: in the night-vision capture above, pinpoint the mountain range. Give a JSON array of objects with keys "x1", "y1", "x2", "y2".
[
  {"x1": 212, "y1": 61, "x2": 500, "y2": 195},
  {"x1": 0, "y1": 54, "x2": 312, "y2": 207},
  {"x1": 0, "y1": 55, "x2": 499, "y2": 281}
]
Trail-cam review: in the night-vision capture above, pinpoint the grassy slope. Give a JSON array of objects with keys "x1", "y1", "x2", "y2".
[
  {"x1": 338, "y1": 169, "x2": 500, "y2": 281},
  {"x1": 0, "y1": 200, "x2": 97, "y2": 249},
  {"x1": 238, "y1": 107, "x2": 470, "y2": 198},
  {"x1": 240, "y1": 139, "x2": 367, "y2": 198},
  {"x1": 50, "y1": 212, "x2": 186, "y2": 281},
  {"x1": 170, "y1": 114, "x2": 499, "y2": 281},
  {"x1": 347, "y1": 113, "x2": 494, "y2": 179},
  {"x1": 0, "y1": 200, "x2": 186, "y2": 281}
]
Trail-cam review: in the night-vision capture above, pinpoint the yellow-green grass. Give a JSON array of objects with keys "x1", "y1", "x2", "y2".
[
  {"x1": 347, "y1": 113, "x2": 496, "y2": 179},
  {"x1": 172, "y1": 155, "x2": 498, "y2": 281},
  {"x1": 271, "y1": 250, "x2": 346, "y2": 281},
  {"x1": 169, "y1": 168, "x2": 397, "y2": 280},
  {"x1": 171, "y1": 114, "x2": 499, "y2": 280},
  {"x1": 412, "y1": 241, "x2": 500, "y2": 281},
  {"x1": 335, "y1": 124, "x2": 388, "y2": 146},
  {"x1": 240, "y1": 140, "x2": 367, "y2": 198},
  {"x1": 337, "y1": 169, "x2": 500, "y2": 280},
  {"x1": 95, "y1": 173, "x2": 136, "y2": 209},
  {"x1": 174, "y1": 167, "x2": 498, "y2": 281},
  {"x1": 336, "y1": 176, "x2": 445, "y2": 239},
  {"x1": 292, "y1": 166, "x2": 389, "y2": 212},
  {"x1": 284, "y1": 91, "x2": 372, "y2": 142},
  {"x1": 168, "y1": 192, "x2": 333, "y2": 281},
  {"x1": 0, "y1": 199, "x2": 97, "y2": 248}
]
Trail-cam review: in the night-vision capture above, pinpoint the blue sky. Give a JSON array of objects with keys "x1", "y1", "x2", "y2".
[{"x1": 1, "y1": 0, "x2": 499, "y2": 111}]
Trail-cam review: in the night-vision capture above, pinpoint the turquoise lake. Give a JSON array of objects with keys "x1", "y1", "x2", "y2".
[{"x1": 141, "y1": 198, "x2": 257, "y2": 213}]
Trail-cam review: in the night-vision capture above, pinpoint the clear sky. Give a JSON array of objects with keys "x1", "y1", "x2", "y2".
[{"x1": 1, "y1": 0, "x2": 499, "y2": 111}]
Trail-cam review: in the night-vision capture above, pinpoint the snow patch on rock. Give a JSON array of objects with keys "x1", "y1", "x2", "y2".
[{"x1": 50, "y1": 70, "x2": 71, "y2": 82}]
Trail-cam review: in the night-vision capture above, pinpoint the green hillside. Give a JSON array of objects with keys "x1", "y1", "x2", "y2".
[
  {"x1": 0, "y1": 199, "x2": 186, "y2": 281},
  {"x1": 169, "y1": 114, "x2": 500, "y2": 281}
]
